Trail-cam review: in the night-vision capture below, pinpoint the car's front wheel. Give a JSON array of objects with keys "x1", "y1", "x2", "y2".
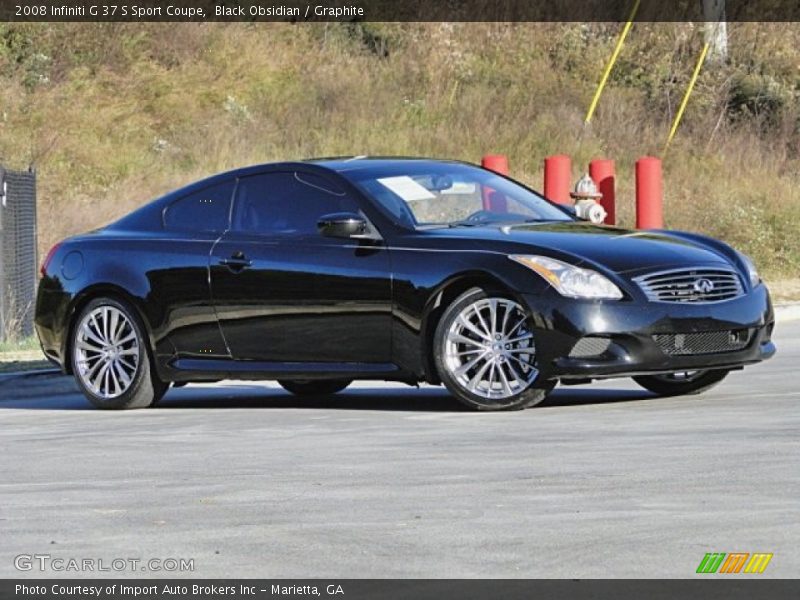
[
  {"x1": 433, "y1": 287, "x2": 554, "y2": 411},
  {"x1": 71, "y1": 298, "x2": 168, "y2": 409},
  {"x1": 278, "y1": 379, "x2": 351, "y2": 396},
  {"x1": 633, "y1": 369, "x2": 730, "y2": 396}
]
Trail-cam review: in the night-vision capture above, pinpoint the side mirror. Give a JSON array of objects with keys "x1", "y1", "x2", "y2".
[{"x1": 317, "y1": 212, "x2": 379, "y2": 240}]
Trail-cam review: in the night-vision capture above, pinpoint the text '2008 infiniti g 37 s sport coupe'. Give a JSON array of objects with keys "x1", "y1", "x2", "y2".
[{"x1": 35, "y1": 158, "x2": 775, "y2": 410}]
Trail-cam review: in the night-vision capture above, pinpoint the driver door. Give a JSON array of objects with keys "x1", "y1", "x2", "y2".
[{"x1": 209, "y1": 170, "x2": 393, "y2": 363}]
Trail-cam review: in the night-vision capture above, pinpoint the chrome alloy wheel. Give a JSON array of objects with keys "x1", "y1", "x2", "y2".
[
  {"x1": 75, "y1": 305, "x2": 140, "y2": 399},
  {"x1": 443, "y1": 298, "x2": 538, "y2": 400}
]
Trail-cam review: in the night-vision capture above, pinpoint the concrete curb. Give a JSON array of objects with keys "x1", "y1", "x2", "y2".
[
  {"x1": 775, "y1": 302, "x2": 800, "y2": 323},
  {"x1": 0, "y1": 368, "x2": 61, "y2": 383},
  {"x1": 0, "y1": 368, "x2": 76, "y2": 399}
]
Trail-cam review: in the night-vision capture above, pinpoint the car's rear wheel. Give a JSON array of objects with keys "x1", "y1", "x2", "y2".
[
  {"x1": 433, "y1": 287, "x2": 554, "y2": 411},
  {"x1": 278, "y1": 379, "x2": 351, "y2": 396},
  {"x1": 71, "y1": 298, "x2": 168, "y2": 409},
  {"x1": 633, "y1": 369, "x2": 730, "y2": 396}
]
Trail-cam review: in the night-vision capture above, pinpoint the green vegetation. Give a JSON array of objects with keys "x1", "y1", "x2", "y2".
[
  {"x1": 0, "y1": 23, "x2": 798, "y2": 277},
  {"x1": 0, "y1": 336, "x2": 48, "y2": 372},
  {"x1": 0, "y1": 335, "x2": 39, "y2": 353},
  {"x1": 0, "y1": 335, "x2": 39, "y2": 354}
]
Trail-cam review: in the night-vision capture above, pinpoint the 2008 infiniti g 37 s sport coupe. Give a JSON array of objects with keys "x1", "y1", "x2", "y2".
[{"x1": 35, "y1": 157, "x2": 775, "y2": 410}]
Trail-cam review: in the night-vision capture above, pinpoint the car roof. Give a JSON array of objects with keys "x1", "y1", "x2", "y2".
[
  {"x1": 105, "y1": 157, "x2": 477, "y2": 232},
  {"x1": 172, "y1": 157, "x2": 470, "y2": 190},
  {"x1": 306, "y1": 156, "x2": 471, "y2": 173}
]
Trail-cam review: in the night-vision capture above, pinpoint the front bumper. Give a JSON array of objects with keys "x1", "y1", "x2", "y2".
[{"x1": 522, "y1": 284, "x2": 775, "y2": 380}]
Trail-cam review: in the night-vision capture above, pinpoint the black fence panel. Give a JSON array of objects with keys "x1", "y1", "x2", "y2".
[{"x1": 0, "y1": 166, "x2": 38, "y2": 341}]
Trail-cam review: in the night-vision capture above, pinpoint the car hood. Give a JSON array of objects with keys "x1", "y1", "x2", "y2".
[{"x1": 436, "y1": 222, "x2": 733, "y2": 274}]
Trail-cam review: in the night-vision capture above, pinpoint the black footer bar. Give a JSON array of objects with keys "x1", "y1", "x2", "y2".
[{"x1": 2, "y1": 579, "x2": 799, "y2": 600}]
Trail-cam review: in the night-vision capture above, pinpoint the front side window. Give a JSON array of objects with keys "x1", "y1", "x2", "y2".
[
  {"x1": 339, "y1": 162, "x2": 573, "y2": 228},
  {"x1": 164, "y1": 180, "x2": 234, "y2": 233},
  {"x1": 233, "y1": 172, "x2": 359, "y2": 235}
]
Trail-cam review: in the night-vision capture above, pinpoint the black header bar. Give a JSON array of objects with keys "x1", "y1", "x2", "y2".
[{"x1": 2, "y1": 0, "x2": 800, "y2": 23}]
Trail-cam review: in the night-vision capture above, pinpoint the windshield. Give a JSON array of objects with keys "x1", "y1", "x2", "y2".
[{"x1": 339, "y1": 162, "x2": 573, "y2": 228}]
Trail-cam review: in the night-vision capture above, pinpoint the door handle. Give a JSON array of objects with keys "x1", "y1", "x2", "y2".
[{"x1": 219, "y1": 253, "x2": 252, "y2": 271}]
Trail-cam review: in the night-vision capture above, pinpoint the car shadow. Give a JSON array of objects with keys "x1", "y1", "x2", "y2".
[
  {"x1": 159, "y1": 385, "x2": 465, "y2": 411},
  {"x1": 0, "y1": 378, "x2": 657, "y2": 411},
  {"x1": 543, "y1": 387, "x2": 656, "y2": 407},
  {"x1": 159, "y1": 385, "x2": 656, "y2": 411}
]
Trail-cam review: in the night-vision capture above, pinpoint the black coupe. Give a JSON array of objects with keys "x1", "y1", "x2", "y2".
[{"x1": 35, "y1": 158, "x2": 775, "y2": 410}]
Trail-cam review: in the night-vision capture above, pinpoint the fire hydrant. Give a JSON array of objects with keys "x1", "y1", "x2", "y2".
[{"x1": 570, "y1": 173, "x2": 607, "y2": 224}]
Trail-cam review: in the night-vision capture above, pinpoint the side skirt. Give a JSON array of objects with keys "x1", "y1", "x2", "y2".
[{"x1": 162, "y1": 357, "x2": 408, "y2": 383}]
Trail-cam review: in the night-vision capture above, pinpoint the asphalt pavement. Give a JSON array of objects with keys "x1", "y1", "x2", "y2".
[{"x1": 0, "y1": 322, "x2": 798, "y2": 578}]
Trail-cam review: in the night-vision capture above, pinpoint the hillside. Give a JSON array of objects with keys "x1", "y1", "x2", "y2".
[{"x1": 0, "y1": 22, "x2": 798, "y2": 278}]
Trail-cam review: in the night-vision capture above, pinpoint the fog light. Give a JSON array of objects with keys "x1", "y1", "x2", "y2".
[{"x1": 569, "y1": 337, "x2": 611, "y2": 358}]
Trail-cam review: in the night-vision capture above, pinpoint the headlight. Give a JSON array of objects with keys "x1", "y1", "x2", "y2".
[
  {"x1": 739, "y1": 253, "x2": 760, "y2": 287},
  {"x1": 509, "y1": 255, "x2": 623, "y2": 300}
]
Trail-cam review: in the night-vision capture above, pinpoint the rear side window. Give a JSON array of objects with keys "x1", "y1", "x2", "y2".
[
  {"x1": 164, "y1": 180, "x2": 235, "y2": 233},
  {"x1": 233, "y1": 171, "x2": 358, "y2": 235}
]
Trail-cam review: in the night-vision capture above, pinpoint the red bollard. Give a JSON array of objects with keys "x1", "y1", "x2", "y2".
[
  {"x1": 635, "y1": 156, "x2": 663, "y2": 229},
  {"x1": 544, "y1": 155, "x2": 572, "y2": 205},
  {"x1": 589, "y1": 159, "x2": 615, "y2": 225},
  {"x1": 481, "y1": 154, "x2": 509, "y2": 175},
  {"x1": 481, "y1": 155, "x2": 509, "y2": 212}
]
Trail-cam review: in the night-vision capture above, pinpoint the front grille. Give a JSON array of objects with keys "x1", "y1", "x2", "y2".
[
  {"x1": 634, "y1": 267, "x2": 744, "y2": 303},
  {"x1": 653, "y1": 330, "x2": 752, "y2": 356}
]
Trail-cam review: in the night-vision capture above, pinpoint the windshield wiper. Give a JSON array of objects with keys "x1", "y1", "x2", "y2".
[
  {"x1": 443, "y1": 217, "x2": 565, "y2": 229},
  {"x1": 447, "y1": 220, "x2": 483, "y2": 228}
]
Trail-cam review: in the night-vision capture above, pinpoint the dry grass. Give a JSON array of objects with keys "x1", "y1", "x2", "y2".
[
  {"x1": 0, "y1": 288, "x2": 33, "y2": 344},
  {"x1": 767, "y1": 279, "x2": 800, "y2": 302},
  {"x1": 0, "y1": 22, "x2": 798, "y2": 277},
  {"x1": 0, "y1": 336, "x2": 47, "y2": 372}
]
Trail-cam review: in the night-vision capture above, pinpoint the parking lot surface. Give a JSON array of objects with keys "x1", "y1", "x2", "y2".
[{"x1": 1, "y1": 322, "x2": 798, "y2": 578}]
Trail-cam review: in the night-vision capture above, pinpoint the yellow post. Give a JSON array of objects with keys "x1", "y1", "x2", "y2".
[
  {"x1": 584, "y1": 0, "x2": 640, "y2": 125},
  {"x1": 664, "y1": 42, "x2": 710, "y2": 153}
]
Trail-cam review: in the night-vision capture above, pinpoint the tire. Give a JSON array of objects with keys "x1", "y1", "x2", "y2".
[
  {"x1": 148, "y1": 385, "x2": 171, "y2": 407},
  {"x1": 633, "y1": 369, "x2": 730, "y2": 397},
  {"x1": 278, "y1": 379, "x2": 351, "y2": 396},
  {"x1": 522, "y1": 379, "x2": 557, "y2": 408},
  {"x1": 433, "y1": 287, "x2": 553, "y2": 411},
  {"x1": 70, "y1": 297, "x2": 168, "y2": 409}
]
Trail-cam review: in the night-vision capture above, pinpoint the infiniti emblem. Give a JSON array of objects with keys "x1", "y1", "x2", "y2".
[{"x1": 693, "y1": 278, "x2": 715, "y2": 294}]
